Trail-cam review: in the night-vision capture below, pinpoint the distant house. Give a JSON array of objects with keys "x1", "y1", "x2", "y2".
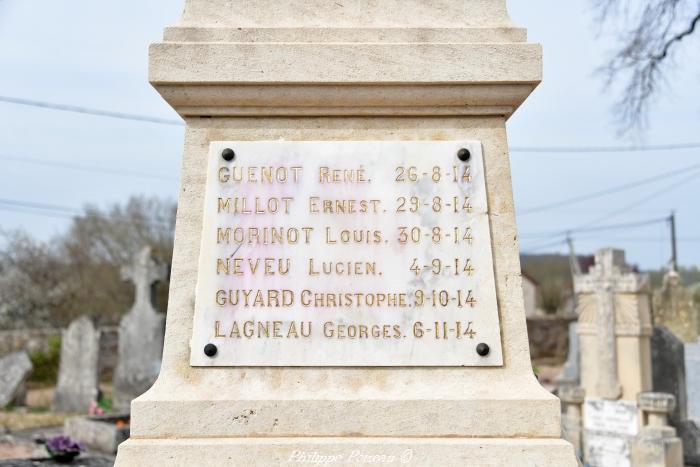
[{"x1": 522, "y1": 272, "x2": 542, "y2": 317}]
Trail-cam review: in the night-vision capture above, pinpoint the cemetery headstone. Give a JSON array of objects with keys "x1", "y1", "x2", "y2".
[
  {"x1": 651, "y1": 326, "x2": 700, "y2": 464},
  {"x1": 115, "y1": 1, "x2": 579, "y2": 465},
  {"x1": 575, "y1": 248, "x2": 657, "y2": 466},
  {"x1": 576, "y1": 248, "x2": 652, "y2": 401},
  {"x1": 653, "y1": 270, "x2": 699, "y2": 343},
  {"x1": 52, "y1": 316, "x2": 101, "y2": 412},
  {"x1": 0, "y1": 351, "x2": 32, "y2": 407},
  {"x1": 584, "y1": 397, "x2": 639, "y2": 467},
  {"x1": 112, "y1": 246, "x2": 167, "y2": 412}
]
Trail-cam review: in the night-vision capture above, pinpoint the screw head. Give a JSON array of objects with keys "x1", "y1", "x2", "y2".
[
  {"x1": 476, "y1": 343, "x2": 490, "y2": 357},
  {"x1": 204, "y1": 343, "x2": 218, "y2": 357},
  {"x1": 457, "y1": 148, "x2": 471, "y2": 161},
  {"x1": 221, "y1": 148, "x2": 235, "y2": 161}
]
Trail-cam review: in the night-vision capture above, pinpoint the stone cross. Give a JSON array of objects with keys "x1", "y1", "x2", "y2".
[
  {"x1": 52, "y1": 316, "x2": 101, "y2": 412},
  {"x1": 113, "y1": 246, "x2": 167, "y2": 412},
  {"x1": 120, "y1": 246, "x2": 167, "y2": 311},
  {"x1": 575, "y1": 248, "x2": 652, "y2": 401},
  {"x1": 575, "y1": 249, "x2": 625, "y2": 399}
]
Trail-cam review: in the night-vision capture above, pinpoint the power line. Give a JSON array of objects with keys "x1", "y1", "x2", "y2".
[
  {"x1": 573, "y1": 170, "x2": 699, "y2": 231},
  {"x1": 0, "y1": 95, "x2": 183, "y2": 127},
  {"x1": 511, "y1": 142, "x2": 700, "y2": 153},
  {"x1": 0, "y1": 155, "x2": 179, "y2": 182},
  {"x1": 520, "y1": 216, "x2": 669, "y2": 241},
  {"x1": 1, "y1": 95, "x2": 700, "y2": 154},
  {"x1": 0, "y1": 198, "x2": 175, "y2": 229},
  {"x1": 518, "y1": 162, "x2": 700, "y2": 215}
]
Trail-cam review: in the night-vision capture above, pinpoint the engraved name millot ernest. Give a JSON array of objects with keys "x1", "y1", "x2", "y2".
[{"x1": 190, "y1": 141, "x2": 503, "y2": 367}]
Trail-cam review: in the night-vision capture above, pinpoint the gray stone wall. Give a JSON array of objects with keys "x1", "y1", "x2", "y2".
[
  {"x1": 0, "y1": 326, "x2": 120, "y2": 381},
  {"x1": 527, "y1": 314, "x2": 577, "y2": 364},
  {"x1": 0, "y1": 328, "x2": 61, "y2": 356}
]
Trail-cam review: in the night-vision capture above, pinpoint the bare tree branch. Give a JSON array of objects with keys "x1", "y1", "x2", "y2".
[{"x1": 594, "y1": 0, "x2": 700, "y2": 132}]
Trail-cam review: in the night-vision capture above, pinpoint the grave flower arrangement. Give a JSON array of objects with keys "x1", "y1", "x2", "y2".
[{"x1": 45, "y1": 435, "x2": 85, "y2": 463}]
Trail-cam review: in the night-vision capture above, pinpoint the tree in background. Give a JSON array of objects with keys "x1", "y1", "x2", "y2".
[
  {"x1": 0, "y1": 196, "x2": 176, "y2": 329},
  {"x1": 594, "y1": 0, "x2": 700, "y2": 130}
]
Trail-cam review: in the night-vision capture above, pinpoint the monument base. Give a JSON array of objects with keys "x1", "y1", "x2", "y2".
[{"x1": 116, "y1": 437, "x2": 578, "y2": 466}]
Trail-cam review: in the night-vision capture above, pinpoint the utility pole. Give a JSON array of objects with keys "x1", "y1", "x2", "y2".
[
  {"x1": 566, "y1": 234, "x2": 581, "y2": 312},
  {"x1": 669, "y1": 211, "x2": 678, "y2": 272}
]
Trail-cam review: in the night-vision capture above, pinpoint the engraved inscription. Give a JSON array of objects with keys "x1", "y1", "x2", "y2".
[{"x1": 190, "y1": 141, "x2": 503, "y2": 366}]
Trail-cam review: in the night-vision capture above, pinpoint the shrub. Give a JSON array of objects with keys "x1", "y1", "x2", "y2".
[{"x1": 28, "y1": 335, "x2": 61, "y2": 386}]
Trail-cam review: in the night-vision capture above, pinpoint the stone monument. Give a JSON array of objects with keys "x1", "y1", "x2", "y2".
[
  {"x1": 115, "y1": 1, "x2": 578, "y2": 465},
  {"x1": 0, "y1": 351, "x2": 32, "y2": 407},
  {"x1": 651, "y1": 326, "x2": 700, "y2": 465},
  {"x1": 576, "y1": 248, "x2": 652, "y2": 401},
  {"x1": 653, "y1": 270, "x2": 699, "y2": 343},
  {"x1": 575, "y1": 248, "x2": 653, "y2": 466},
  {"x1": 52, "y1": 316, "x2": 101, "y2": 413},
  {"x1": 113, "y1": 246, "x2": 167, "y2": 412}
]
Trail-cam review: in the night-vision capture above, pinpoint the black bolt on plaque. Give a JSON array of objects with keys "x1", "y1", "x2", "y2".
[
  {"x1": 221, "y1": 148, "x2": 235, "y2": 161},
  {"x1": 476, "y1": 343, "x2": 490, "y2": 357},
  {"x1": 204, "y1": 343, "x2": 218, "y2": 357},
  {"x1": 457, "y1": 148, "x2": 471, "y2": 162}
]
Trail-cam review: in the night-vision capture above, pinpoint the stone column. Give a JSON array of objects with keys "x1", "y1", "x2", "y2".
[
  {"x1": 559, "y1": 386, "x2": 585, "y2": 460},
  {"x1": 630, "y1": 393, "x2": 684, "y2": 467},
  {"x1": 115, "y1": 2, "x2": 578, "y2": 465}
]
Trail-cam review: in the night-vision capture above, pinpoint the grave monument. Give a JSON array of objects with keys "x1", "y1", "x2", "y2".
[
  {"x1": 113, "y1": 246, "x2": 167, "y2": 412},
  {"x1": 653, "y1": 270, "x2": 699, "y2": 343},
  {"x1": 0, "y1": 351, "x2": 32, "y2": 407},
  {"x1": 115, "y1": 1, "x2": 578, "y2": 465},
  {"x1": 52, "y1": 316, "x2": 101, "y2": 413}
]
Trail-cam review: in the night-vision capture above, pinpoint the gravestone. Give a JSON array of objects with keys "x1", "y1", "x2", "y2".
[
  {"x1": 584, "y1": 397, "x2": 639, "y2": 467},
  {"x1": 52, "y1": 316, "x2": 101, "y2": 412},
  {"x1": 651, "y1": 326, "x2": 700, "y2": 465},
  {"x1": 557, "y1": 322, "x2": 580, "y2": 386},
  {"x1": 653, "y1": 270, "x2": 699, "y2": 343},
  {"x1": 0, "y1": 351, "x2": 32, "y2": 407},
  {"x1": 115, "y1": 1, "x2": 578, "y2": 465},
  {"x1": 575, "y1": 248, "x2": 654, "y2": 466},
  {"x1": 576, "y1": 248, "x2": 652, "y2": 401},
  {"x1": 112, "y1": 246, "x2": 167, "y2": 412}
]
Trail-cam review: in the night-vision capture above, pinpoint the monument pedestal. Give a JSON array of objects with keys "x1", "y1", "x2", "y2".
[{"x1": 116, "y1": 2, "x2": 578, "y2": 465}]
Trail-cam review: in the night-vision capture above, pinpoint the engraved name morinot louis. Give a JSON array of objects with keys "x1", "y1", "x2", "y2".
[{"x1": 190, "y1": 141, "x2": 503, "y2": 367}]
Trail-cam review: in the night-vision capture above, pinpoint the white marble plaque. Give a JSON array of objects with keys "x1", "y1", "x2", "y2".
[
  {"x1": 190, "y1": 141, "x2": 503, "y2": 366},
  {"x1": 584, "y1": 398, "x2": 639, "y2": 436},
  {"x1": 584, "y1": 398, "x2": 639, "y2": 467}
]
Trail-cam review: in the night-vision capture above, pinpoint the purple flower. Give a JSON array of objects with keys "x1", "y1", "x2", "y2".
[{"x1": 45, "y1": 435, "x2": 85, "y2": 454}]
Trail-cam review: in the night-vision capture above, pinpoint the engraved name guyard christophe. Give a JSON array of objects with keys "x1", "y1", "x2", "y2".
[{"x1": 190, "y1": 141, "x2": 504, "y2": 366}]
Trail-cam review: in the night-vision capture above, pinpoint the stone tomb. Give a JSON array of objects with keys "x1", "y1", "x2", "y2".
[
  {"x1": 52, "y1": 316, "x2": 101, "y2": 413},
  {"x1": 112, "y1": 246, "x2": 167, "y2": 412},
  {"x1": 115, "y1": 1, "x2": 578, "y2": 465},
  {"x1": 0, "y1": 351, "x2": 32, "y2": 407}
]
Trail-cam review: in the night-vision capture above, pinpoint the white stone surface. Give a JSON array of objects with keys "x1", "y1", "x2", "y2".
[
  {"x1": 115, "y1": 0, "x2": 578, "y2": 465},
  {"x1": 585, "y1": 398, "x2": 639, "y2": 436},
  {"x1": 584, "y1": 397, "x2": 640, "y2": 467},
  {"x1": 191, "y1": 140, "x2": 502, "y2": 367}
]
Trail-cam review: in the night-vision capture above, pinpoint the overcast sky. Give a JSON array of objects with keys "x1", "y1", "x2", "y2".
[{"x1": 0, "y1": 1, "x2": 698, "y2": 270}]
